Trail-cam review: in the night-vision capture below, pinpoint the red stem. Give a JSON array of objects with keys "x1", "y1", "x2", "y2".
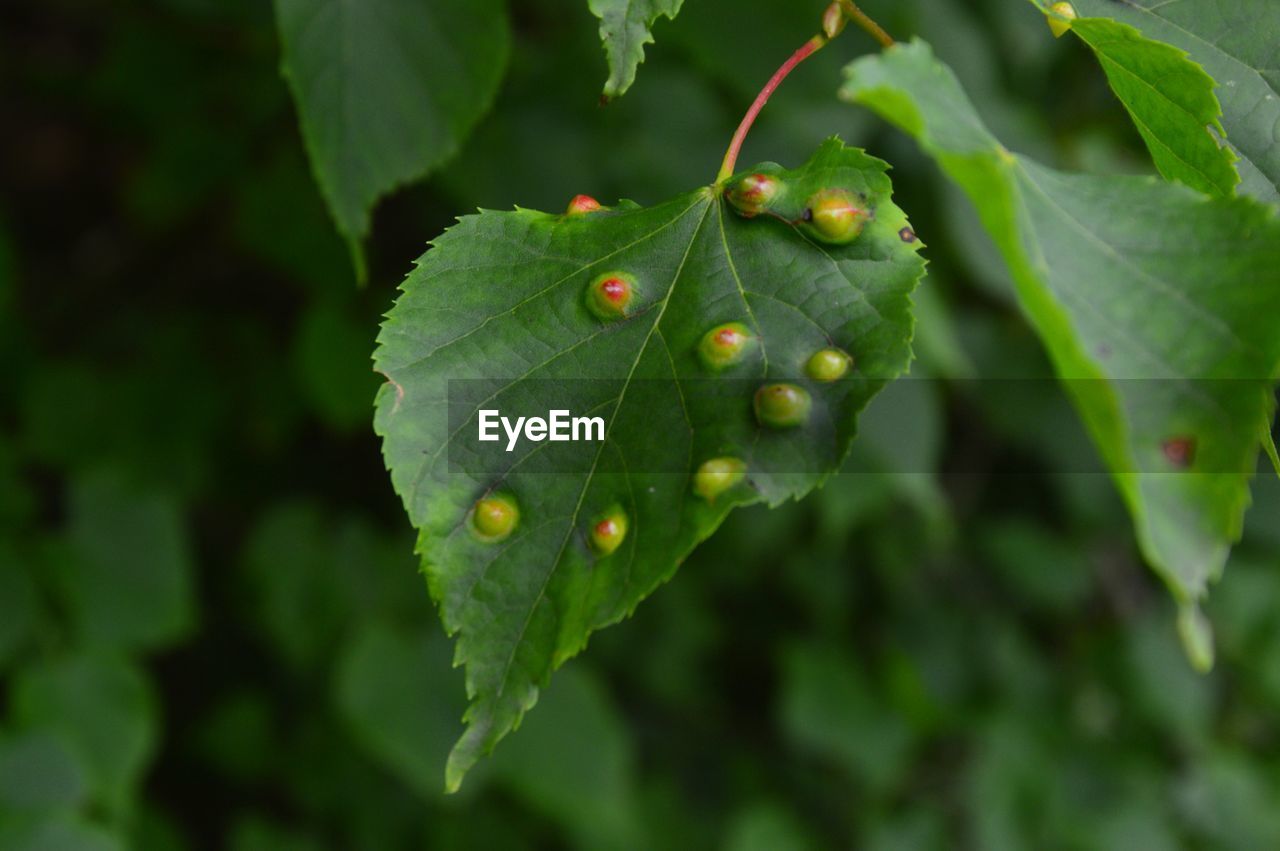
[{"x1": 716, "y1": 34, "x2": 827, "y2": 183}]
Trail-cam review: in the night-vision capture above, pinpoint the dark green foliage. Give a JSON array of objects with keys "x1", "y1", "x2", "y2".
[{"x1": 2, "y1": 0, "x2": 1279, "y2": 847}]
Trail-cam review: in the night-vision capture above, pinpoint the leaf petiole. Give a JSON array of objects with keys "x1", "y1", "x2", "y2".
[
  {"x1": 715, "y1": 34, "x2": 828, "y2": 183},
  {"x1": 839, "y1": 0, "x2": 895, "y2": 49},
  {"x1": 714, "y1": 1, "x2": 896, "y2": 183}
]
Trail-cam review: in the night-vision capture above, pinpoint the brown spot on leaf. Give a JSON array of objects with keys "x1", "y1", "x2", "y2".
[{"x1": 898, "y1": 226, "x2": 917, "y2": 243}]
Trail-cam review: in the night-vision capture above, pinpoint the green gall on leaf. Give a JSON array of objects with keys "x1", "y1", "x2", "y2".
[
  {"x1": 1047, "y1": 1, "x2": 1077, "y2": 38},
  {"x1": 805, "y1": 347, "x2": 853, "y2": 381},
  {"x1": 753, "y1": 383, "x2": 812, "y2": 429},
  {"x1": 588, "y1": 505, "x2": 628, "y2": 556},
  {"x1": 585, "y1": 271, "x2": 636, "y2": 320},
  {"x1": 726, "y1": 173, "x2": 783, "y2": 218},
  {"x1": 802, "y1": 189, "x2": 870, "y2": 244},
  {"x1": 698, "y1": 322, "x2": 755, "y2": 370},
  {"x1": 470, "y1": 493, "x2": 519, "y2": 543},
  {"x1": 566, "y1": 194, "x2": 602, "y2": 215},
  {"x1": 692, "y1": 457, "x2": 747, "y2": 503}
]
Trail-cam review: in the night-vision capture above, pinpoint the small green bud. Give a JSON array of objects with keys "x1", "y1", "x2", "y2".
[
  {"x1": 1047, "y1": 1, "x2": 1077, "y2": 38},
  {"x1": 698, "y1": 322, "x2": 754, "y2": 370},
  {"x1": 588, "y1": 505, "x2": 629, "y2": 556},
  {"x1": 726, "y1": 173, "x2": 782, "y2": 218},
  {"x1": 753, "y1": 383, "x2": 811, "y2": 429},
  {"x1": 471, "y1": 493, "x2": 519, "y2": 542},
  {"x1": 802, "y1": 189, "x2": 870, "y2": 244},
  {"x1": 693, "y1": 457, "x2": 747, "y2": 503},
  {"x1": 821, "y1": 2, "x2": 846, "y2": 39},
  {"x1": 805, "y1": 347, "x2": 853, "y2": 381},
  {"x1": 585, "y1": 272, "x2": 636, "y2": 320},
  {"x1": 566, "y1": 194, "x2": 602, "y2": 215}
]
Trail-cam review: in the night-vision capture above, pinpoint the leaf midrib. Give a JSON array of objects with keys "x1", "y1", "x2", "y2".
[
  {"x1": 398, "y1": 196, "x2": 711, "y2": 515},
  {"x1": 490, "y1": 199, "x2": 717, "y2": 700}
]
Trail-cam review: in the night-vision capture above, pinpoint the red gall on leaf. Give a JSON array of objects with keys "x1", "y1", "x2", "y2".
[
  {"x1": 566, "y1": 194, "x2": 602, "y2": 215},
  {"x1": 1161, "y1": 436, "x2": 1196, "y2": 469},
  {"x1": 585, "y1": 271, "x2": 636, "y2": 320},
  {"x1": 726, "y1": 173, "x2": 783, "y2": 218},
  {"x1": 801, "y1": 188, "x2": 870, "y2": 244},
  {"x1": 588, "y1": 505, "x2": 629, "y2": 556},
  {"x1": 698, "y1": 322, "x2": 755, "y2": 370}
]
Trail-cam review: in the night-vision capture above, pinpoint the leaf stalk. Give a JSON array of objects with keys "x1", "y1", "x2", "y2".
[
  {"x1": 714, "y1": 2, "x2": 896, "y2": 183},
  {"x1": 839, "y1": 0, "x2": 895, "y2": 49}
]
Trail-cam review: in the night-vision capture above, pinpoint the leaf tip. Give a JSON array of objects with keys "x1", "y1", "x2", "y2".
[{"x1": 1177, "y1": 602, "x2": 1215, "y2": 673}]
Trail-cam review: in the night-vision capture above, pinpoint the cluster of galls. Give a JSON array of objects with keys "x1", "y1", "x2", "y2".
[
  {"x1": 726, "y1": 173, "x2": 871, "y2": 245},
  {"x1": 468, "y1": 310, "x2": 854, "y2": 549},
  {"x1": 468, "y1": 189, "x2": 861, "y2": 551},
  {"x1": 468, "y1": 490, "x2": 633, "y2": 555}
]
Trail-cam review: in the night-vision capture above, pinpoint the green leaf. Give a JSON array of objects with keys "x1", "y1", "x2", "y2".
[
  {"x1": 724, "y1": 803, "x2": 816, "y2": 851},
  {"x1": 241, "y1": 503, "x2": 421, "y2": 671},
  {"x1": 291, "y1": 300, "x2": 380, "y2": 431},
  {"x1": 1070, "y1": 0, "x2": 1280, "y2": 205},
  {"x1": 0, "y1": 731, "x2": 89, "y2": 812},
  {"x1": 56, "y1": 471, "x2": 195, "y2": 653},
  {"x1": 273, "y1": 0, "x2": 510, "y2": 269},
  {"x1": 1065, "y1": 16, "x2": 1238, "y2": 196},
  {"x1": 0, "y1": 548, "x2": 40, "y2": 672},
  {"x1": 780, "y1": 642, "x2": 914, "y2": 794},
  {"x1": 11, "y1": 655, "x2": 157, "y2": 814},
  {"x1": 0, "y1": 816, "x2": 124, "y2": 851},
  {"x1": 334, "y1": 622, "x2": 464, "y2": 801},
  {"x1": 840, "y1": 41, "x2": 1280, "y2": 609},
  {"x1": 374, "y1": 139, "x2": 925, "y2": 789},
  {"x1": 588, "y1": 0, "x2": 683, "y2": 99},
  {"x1": 487, "y1": 665, "x2": 641, "y2": 848}
]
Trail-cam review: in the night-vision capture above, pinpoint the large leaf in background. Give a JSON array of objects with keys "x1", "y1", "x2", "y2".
[
  {"x1": 1070, "y1": 0, "x2": 1280, "y2": 205},
  {"x1": 588, "y1": 0, "x2": 684, "y2": 100},
  {"x1": 1055, "y1": 15, "x2": 1238, "y2": 197},
  {"x1": 374, "y1": 139, "x2": 925, "y2": 788},
  {"x1": 337, "y1": 622, "x2": 643, "y2": 845},
  {"x1": 841, "y1": 41, "x2": 1280, "y2": 651},
  {"x1": 11, "y1": 655, "x2": 157, "y2": 814},
  {"x1": 273, "y1": 0, "x2": 509, "y2": 273},
  {"x1": 0, "y1": 817, "x2": 123, "y2": 851},
  {"x1": 55, "y1": 471, "x2": 195, "y2": 654}
]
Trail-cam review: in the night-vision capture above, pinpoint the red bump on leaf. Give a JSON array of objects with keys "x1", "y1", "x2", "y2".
[
  {"x1": 698, "y1": 321, "x2": 754, "y2": 369},
  {"x1": 567, "y1": 194, "x2": 602, "y2": 215},
  {"x1": 585, "y1": 271, "x2": 636, "y2": 320},
  {"x1": 802, "y1": 189, "x2": 870, "y2": 244},
  {"x1": 1161, "y1": 436, "x2": 1196, "y2": 468},
  {"x1": 588, "y1": 505, "x2": 628, "y2": 556},
  {"x1": 726, "y1": 173, "x2": 782, "y2": 218}
]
